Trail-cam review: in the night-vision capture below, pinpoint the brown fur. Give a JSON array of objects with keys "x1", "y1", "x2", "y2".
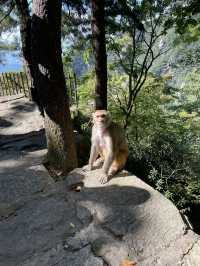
[{"x1": 89, "y1": 110, "x2": 128, "y2": 183}]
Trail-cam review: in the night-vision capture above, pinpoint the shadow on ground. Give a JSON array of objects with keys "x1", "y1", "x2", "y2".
[
  {"x1": 0, "y1": 117, "x2": 13, "y2": 128},
  {"x1": 10, "y1": 100, "x2": 36, "y2": 113},
  {"x1": 0, "y1": 168, "x2": 151, "y2": 266},
  {"x1": 0, "y1": 129, "x2": 46, "y2": 151}
]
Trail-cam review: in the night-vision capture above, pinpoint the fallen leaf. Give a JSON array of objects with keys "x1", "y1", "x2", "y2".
[
  {"x1": 69, "y1": 182, "x2": 84, "y2": 192},
  {"x1": 121, "y1": 259, "x2": 136, "y2": 266},
  {"x1": 69, "y1": 223, "x2": 75, "y2": 228}
]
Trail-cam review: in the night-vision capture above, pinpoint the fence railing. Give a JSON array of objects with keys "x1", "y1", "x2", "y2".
[
  {"x1": 0, "y1": 71, "x2": 78, "y2": 106},
  {"x1": 0, "y1": 72, "x2": 31, "y2": 98},
  {"x1": 65, "y1": 72, "x2": 79, "y2": 107}
]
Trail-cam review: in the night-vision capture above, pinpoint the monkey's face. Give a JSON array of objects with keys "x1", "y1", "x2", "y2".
[{"x1": 93, "y1": 110, "x2": 110, "y2": 128}]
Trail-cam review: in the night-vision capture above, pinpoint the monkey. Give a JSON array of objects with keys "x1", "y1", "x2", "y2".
[{"x1": 88, "y1": 110, "x2": 128, "y2": 184}]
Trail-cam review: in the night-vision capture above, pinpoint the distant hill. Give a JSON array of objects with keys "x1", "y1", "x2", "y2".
[{"x1": 150, "y1": 29, "x2": 200, "y2": 88}]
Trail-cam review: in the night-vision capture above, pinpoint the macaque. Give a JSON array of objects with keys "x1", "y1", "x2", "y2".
[{"x1": 88, "y1": 110, "x2": 128, "y2": 184}]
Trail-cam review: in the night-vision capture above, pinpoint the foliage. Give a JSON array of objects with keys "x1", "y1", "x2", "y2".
[
  {"x1": 76, "y1": 70, "x2": 96, "y2": 114},
  {"x1": 124, "y1": 74, "x2": 200, "y2": 211},
  {"x1": 77, "y1": 68, "x2": 200, "y2": 213},
  {"x1": 106, "y1": 0, "x2": 173, "y2": 127},
  {"x1": 164, "y1": 0, "x2": 200, "y2": 35},
  {"x1": 1, "y1": 0, "x2": 200, "y2": 229},
  {"x1": 0, "y1": 1, "x2": 17, "y2": 35}
]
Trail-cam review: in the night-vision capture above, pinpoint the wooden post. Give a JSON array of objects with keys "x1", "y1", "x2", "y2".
[
  {"x1": 68, "y1": 73, "x2": 72, "y2": 105},
  {"x1": 1, "y1": 74, "x2": 6, "y2": 95},
  {"x1": 5, "y1": 73, "x2": 13, "y2": 95},
  {"x1": 8, "y1": 72, "x2": 17, "y2": 95},
  {"x1": 14, "y1": 72, "x2": 20, "y2": 94},
  {"x1": 20, "y1": 72, "x2": 26, "y2": 97},
  {"x1": 16, "y1": 72, "x2": 23, "y2": 93},
  {"x1": 14, "y1": 72, "x2": 18, "y2": 94},
  {"x1": 0, "y1": 75, "x2": 5, "y2": 96},
  {"x1": 3, "y1": 73, "x2": 10, "y2": 95},
  {"x1": 24, "y1": 71, "x2": 31, "y2": 99},
  {"x1": 74, "y1": 72, "x2": 78, "y2": 108}
]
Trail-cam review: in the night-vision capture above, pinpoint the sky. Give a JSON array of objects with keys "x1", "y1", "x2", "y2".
[
  {"x1": 0, "y1": 26, "x2": 22, "y2": 72},
  {"x1": 0, "y1": 50, "x2": 23, "y2": 72},
  {"x1": 1, "y1": 26, "x2": 20, "y2": 45}
]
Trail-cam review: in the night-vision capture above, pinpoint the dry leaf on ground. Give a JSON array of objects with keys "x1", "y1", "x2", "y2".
[{"x1": 121, "y1": 259, "x2": 136, "y2": 266}]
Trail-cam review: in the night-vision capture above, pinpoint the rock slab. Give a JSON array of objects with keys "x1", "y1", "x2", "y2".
[{"x1": 0, "y1": 95, "x2": 200, "y2": 266}]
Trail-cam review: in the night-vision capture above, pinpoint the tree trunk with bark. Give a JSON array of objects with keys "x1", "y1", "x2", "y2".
[
  {"x1": 15, "y1": 0, "x2": 31, "y2": 67},
  {"x1": 91, "y1": 0, "x2": 107, "y2": 110},
  {"x1": 31, "y1": 0, "x2": 77, "y2": 172},
  {"x1": 29, "y1": 0, "x2": 78, "y2": 172},
  {"x1": 15, "y1": 0, "x2": 34, "y2": 99}
]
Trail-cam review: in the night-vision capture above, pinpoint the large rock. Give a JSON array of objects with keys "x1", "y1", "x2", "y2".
[
  {"x1": 0, "y1": 95, "x2": 199, "y2": 266},
  {"x1": 0, "y1": 95, "x2": 44, "y2": 136},
  {"x1": 1, "y1": 167, "x2": 198, "y2": 266},
  {"x1": 0, "y1": 150, "x2": 53, "y2": 206},
  {"x1": 64, "y1": 169, "x2": 200, "y2": 265}
]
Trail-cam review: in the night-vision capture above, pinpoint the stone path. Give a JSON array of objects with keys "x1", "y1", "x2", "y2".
[{"x1": 0, "y1": 95, "x2": 199, "y2": 266}]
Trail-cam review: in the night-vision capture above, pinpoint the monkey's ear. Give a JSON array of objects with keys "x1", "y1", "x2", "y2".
[
  {"x1": 106, "y1": 111, "x2": 112, "y2": 123},
  {"x1": 92, "y1": 112, "x2": 96, "y2": 123},
  {"x1": 106, "y1": 110, "x2": 111, "y2": 118}
]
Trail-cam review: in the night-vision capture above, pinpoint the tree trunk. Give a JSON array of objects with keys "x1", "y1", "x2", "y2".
[
  {"x1": 15, "y1": 0, "x2": 31, "y2": 66},
  {"x1": 15, "y1": 1, "x2": 31, "y2": 91},
  {"x1": 91, "y1": 0, "x2": 107, "y2": 110},
  {"x1": 31, "y1": 0, "x2": 78, "y2": 172}
]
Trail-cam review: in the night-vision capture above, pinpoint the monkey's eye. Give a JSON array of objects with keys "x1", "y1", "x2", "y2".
[{"x1": 96, "y1": 114, "x2": 106, "y2": 118}]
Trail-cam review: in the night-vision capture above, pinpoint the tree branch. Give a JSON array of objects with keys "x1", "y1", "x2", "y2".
[
  {"x1": 109, "y1": 36, "x2": 130, "y2": 74},
  {"x1": 118, "y1": 0, "x2": 145, "y2": 32},
  {"x1": 0, "y1": 2, "x2": 15, "y2": 25}
]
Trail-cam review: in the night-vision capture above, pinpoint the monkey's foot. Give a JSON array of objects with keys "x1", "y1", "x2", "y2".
[
  {"x1": 108, "y1": 168, "x2": 118, "y2": 176},
  {"x1": 99, "y1": 174, "x2": 109, "y2": 184}
]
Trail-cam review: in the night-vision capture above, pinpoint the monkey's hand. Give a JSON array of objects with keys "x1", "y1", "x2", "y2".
[
  {"x1": 83, "y1": 164, "x2": 93, "y2": 171},
  {"x1": 99, "y1": 173, "x2": 109, "y2": 184}
]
